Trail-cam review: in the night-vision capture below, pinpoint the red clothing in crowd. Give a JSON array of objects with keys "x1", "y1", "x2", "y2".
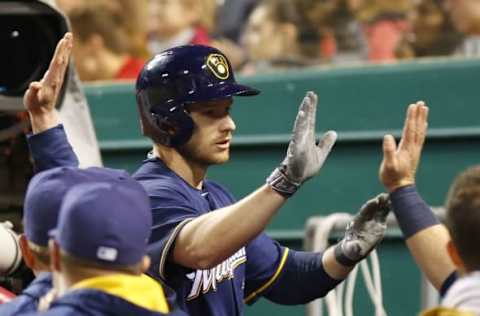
[
  {"x1": 115, "y1": 57, "x2": 145, "y2": 80},
  {"x1": 0, "y1": 286, "x2": 15, "y2": 304},
  {"x1": 190, "y1": 26, "x2": 211, "y2": 46},
  {"x1": 365, "y1": 19, "x2": 410, "y2": 61}
]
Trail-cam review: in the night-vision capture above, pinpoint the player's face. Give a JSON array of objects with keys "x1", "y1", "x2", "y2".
[{"x1": 178, "y1": 98, "x2": 235, "y2": 167}]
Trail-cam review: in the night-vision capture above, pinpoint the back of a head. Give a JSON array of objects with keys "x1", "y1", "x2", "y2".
[
  {"x1": 24, "y1": 167, "x2": 130, "y2": 248},
  {"x1": 445, "y1": 165, "x2": 480, "y2": 271},
  {"x1": 135, "y1": 44, "x2": 259, "y2": 147},
  {"x1": 52, "y1": 178, "x2": 152, "y2": 270}
]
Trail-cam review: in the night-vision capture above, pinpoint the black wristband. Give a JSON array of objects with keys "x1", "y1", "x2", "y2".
[
  {"x1": 333, "y1": 242, "x2": 358, "y2": 266},
  {"x1": 390, "y1": 185, "x2": 440, "y2": 239}
]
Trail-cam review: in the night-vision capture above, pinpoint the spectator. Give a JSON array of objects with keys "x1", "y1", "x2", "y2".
[
  {"x1": 351, "y1": 0, "x2": 414, "y2": 61},
  {"x1": 68, "y1": 5, "x2": 145, "y2": 81},
  {"x1": 34, "y1": 176, "x2": 182, "y2": 315},
  {"x1": 396, "y1": 0, "x2": 461, "y2": 59},
  {"x1": 447, "y1": 0, "x2": 480, "y2": 57},
  {"x1": 241, "y1": 0, "x2": 319, "y2": 74},
  {"x1": 295, "y1": 0, "x2": 341, "y2": 62},
  {"x1": 147, "y1": 0, "x2": 211, "y2": 54},
  {"x1": 215, "y1": 0, "x2": 259, "y2": 42},
  {"x1": 56, "y1": 0, "x2": 149, "y2": 59}
]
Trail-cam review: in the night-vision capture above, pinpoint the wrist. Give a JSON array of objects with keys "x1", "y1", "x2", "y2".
[
  {"x1": 386, "y1": 179, "x2": 415, "y2": 193},
  {"x1": 28, "y1": 110, "x2": 60, "y2": 134},
  {"x1": 266, "y1": 167, "x2": 300, "y2": 198}
]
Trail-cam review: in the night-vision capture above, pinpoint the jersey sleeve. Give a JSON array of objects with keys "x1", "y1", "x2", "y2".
[
  {"x1": 243, "y1": 233, "x2": 289, "y2": 305},
  {"x1": 146, "y1": 192, "x2": 199, "y2": 282},
  {"x1": 26, "y1": 124, "x2": 79, "y2": 171},
  {"x1": 244, "y1": 234, "x2": 342, "y2": 305}
]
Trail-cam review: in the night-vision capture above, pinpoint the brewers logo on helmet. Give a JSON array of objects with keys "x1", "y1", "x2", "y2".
[{"x1": 136, "y1": 45, "x2": 260, "y2": 147}]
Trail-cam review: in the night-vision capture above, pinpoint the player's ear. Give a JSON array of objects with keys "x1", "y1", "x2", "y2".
[
  {"x1": 447, "y1": 239, "x2": 465, "y2": 270},
  {"x1": 140, "y1": 255, "x2": 151, "y2": 273},
  {"x1": 19, "y1": 234, "x2": 36, "y2": 270}
]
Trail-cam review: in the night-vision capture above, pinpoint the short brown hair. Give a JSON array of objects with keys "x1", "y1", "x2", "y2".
[
  {"x1": 68, "y1": 4, "x2": 130, "y2": 54},
  {"x1": 445, "y1": 165, "x2": 480, "y2": 271}
]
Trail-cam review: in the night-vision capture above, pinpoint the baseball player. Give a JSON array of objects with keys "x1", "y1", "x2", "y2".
[
  {"x1": 0, "y1": 166, "x2": 133, "y2": 315},
  {"x1": 25, "y1": 33, "x2": 392, "y2": 316},
  {"x1": 23, "y1": 170, "x2": 185, "y2": 316}
]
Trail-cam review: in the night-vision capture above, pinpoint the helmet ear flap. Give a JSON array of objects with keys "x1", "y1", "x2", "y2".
[{"x1": 163, "y1": 107, "x2": 195, "y2": 147}]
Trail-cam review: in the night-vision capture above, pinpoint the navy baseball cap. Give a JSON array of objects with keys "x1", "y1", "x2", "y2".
[
  {"x1": 50, "y1": 178, "x2": 152, "y2": 266},
  {"x1": 23, "y1": 167, "x2": 130, "y2": 247}
]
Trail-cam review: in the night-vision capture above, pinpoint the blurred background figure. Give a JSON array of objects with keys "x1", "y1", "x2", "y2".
[
  {"x1": 350, "y1": 0, "x2": 414, "y2": 62},
  {"x1": 241, "y1": 0, "x2": 322, "y2": 74},
  {"x1": 446, "y1": 0, "x2": 480, "y2": 57},
  {"x1": 147, "y1": 0, "x2": 212, "y2": 54},
  {"x1": 215, "y1": 0, "x2": 260, "y2": 43},
  {"x1": 396, "y1": 0, "x2": 461, "y2": 59},
  {"x1": 55, "y1": 0, "x2": 480, "y2": 75},
  {"x1": 68, "y1": 4, "x2": 146, "y2": 81}
]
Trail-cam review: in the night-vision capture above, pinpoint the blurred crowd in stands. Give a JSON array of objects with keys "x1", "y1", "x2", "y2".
[{"x1": 55, "y1": 0, "x2": 480, "y2": 81}]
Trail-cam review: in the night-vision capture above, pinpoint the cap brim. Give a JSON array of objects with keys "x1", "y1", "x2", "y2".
[
  {"x1": 226, "y1": 83, "x2": 260, "y2": 97},
  {"x1": 194, "y1": 82, "x2": 260, "y2": 103}
]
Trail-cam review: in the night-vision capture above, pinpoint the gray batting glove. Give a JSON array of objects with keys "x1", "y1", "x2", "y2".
[
  {"x1": 266, "y1": 91, "x2": 337, "y2": 197},
  {"x1": 334, "y1": 193, "x2": 391, "y2": 266}
]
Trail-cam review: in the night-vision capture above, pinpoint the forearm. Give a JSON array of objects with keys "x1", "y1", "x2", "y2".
[
  {"x1": 406, "y1": 225, "x2": 455, "y2": 290},
  {"x1": 173, "y1": 185, "x2": 285, "y2": 269},
  {"x1": 27, "y1": 124, "x2": 79, "y2": 171},
  {"x1": 263, "y1": 249, "x2": 343, "y2": 305},
  {"x1": 390, "y1": 185, "x2": 455, "y2": 290}
]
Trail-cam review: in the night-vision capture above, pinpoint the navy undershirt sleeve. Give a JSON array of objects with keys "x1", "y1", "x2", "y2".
[
  {"x1": 245, "y1": 234, "x2": 341, "y2": 305},
  {"x1": 263, "y1": 250, "x2": 342, "y2": 305},
  {"x1": 389, "y1": 185, "x2": 440, "y2": 239},
  {"x1": 26, "y1": 124, "x2": 79, "y2": 172}
]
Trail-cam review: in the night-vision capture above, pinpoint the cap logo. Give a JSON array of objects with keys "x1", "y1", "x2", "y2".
[
  {"x1": 97, "y1": 246, "x2": 118, "y2": 261},
  {"x1": 206, "y1": 54, "x2": 229, "y2": 80}
]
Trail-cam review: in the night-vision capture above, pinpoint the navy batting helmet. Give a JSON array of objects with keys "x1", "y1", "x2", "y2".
[{"x1": 136, "y1": 45, "x2": 260, "y2": 147}]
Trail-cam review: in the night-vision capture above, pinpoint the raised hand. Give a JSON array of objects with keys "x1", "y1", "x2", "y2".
[
  {"x1": 379, "y1": 102, "x2": 429, "y2": 192},
  {"x1": 334, "y1": 193, "x2": 391, "y2": 266},
  {"x1": 267, "y1": 91, "x2": 337, "y2": 197},
  {"x1": 23, "y1": 32, "x2": 73, "y2": 132}
]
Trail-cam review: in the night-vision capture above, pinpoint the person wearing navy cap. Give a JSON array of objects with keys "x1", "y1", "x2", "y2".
[
  {"x1": 0, "y1": 166, "x2": 130, "y2": 315},
  {"x1": 29, "y1": 178, "x2": 184, "y2": 316}
]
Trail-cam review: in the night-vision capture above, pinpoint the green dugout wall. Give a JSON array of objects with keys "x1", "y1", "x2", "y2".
[{"x1": 85, "y1": 58, "x2": 480, "y2": 316}]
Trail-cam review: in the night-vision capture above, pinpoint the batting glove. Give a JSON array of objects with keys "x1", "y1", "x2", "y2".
[
  {"x1": 266, "y1": 91, "x2": 337, "y2": 198},
  {"x1": 334, "y1": 193, "x2": 391, "y2": 266}
]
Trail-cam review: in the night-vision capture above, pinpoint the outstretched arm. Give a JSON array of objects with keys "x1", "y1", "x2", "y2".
[
  {"x1": 23, "y1": 33, "x2": 79, "y2": 170},
  {"x1": 379, "y1": 102, "x2": 456, "y2": 291},
  {"x1": 24, "y1": 33, "x2": 72, "y2": 134},
  {"x1": 173, "y1": 92, "x2": 337, "y2": 269},
  {"x1": 244, "y1": 194, "x2": 391, "y2": 305}
]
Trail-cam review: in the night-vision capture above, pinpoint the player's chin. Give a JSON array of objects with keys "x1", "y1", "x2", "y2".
[{"x1": 209, "y1": 151, "x2": 230, "y2": 165}]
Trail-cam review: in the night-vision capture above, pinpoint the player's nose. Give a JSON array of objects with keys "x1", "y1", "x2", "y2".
[{"x1": 220, "y1": 115, "x2": 236, "y2": 133}]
